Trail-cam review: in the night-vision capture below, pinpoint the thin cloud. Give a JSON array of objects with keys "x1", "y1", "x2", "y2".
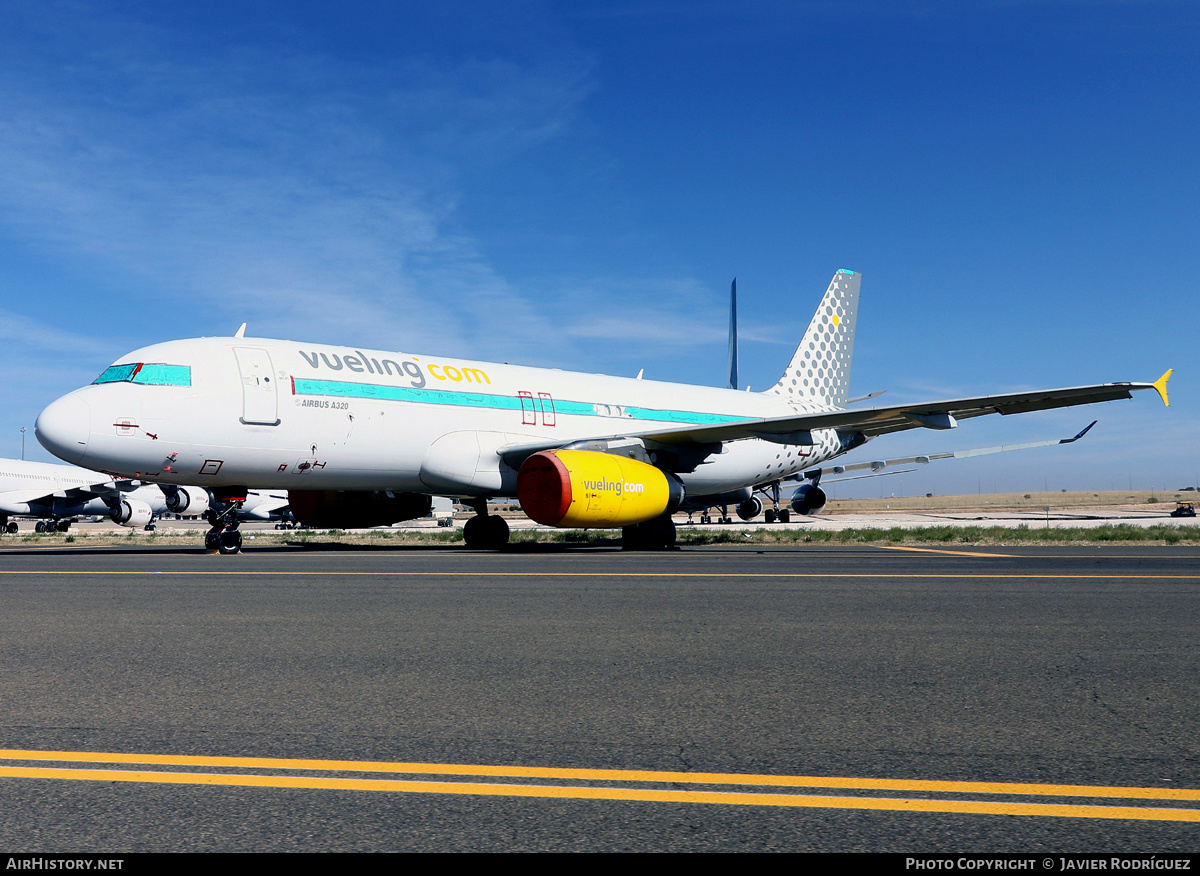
[
  {"x1": 0, "y1": 309, "x2": 116, "y2": 358},
  {"x1": 0, "y1": 4, "x2": 593, "y2": 357}
]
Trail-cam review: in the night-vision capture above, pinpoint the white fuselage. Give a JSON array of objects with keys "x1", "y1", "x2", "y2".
[{"x1": 36, "y1": 336, "x2": 848, "y2": 499}]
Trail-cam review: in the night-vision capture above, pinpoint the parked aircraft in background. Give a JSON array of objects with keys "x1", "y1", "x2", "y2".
[
  {"x1": 0, "y1": 458, "x2": 290, "y2": 533},
  {"x1": 34, "y1": 270, "x2": 1170, "y2": 553},
  {"x1": 235, "y1": 490, "x2": 296, "y2": 528},
  {"x1": 0, "y1": 457, "x2": 209, "y2": 533}
]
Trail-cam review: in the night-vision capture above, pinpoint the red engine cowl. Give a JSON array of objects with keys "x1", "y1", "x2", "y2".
[{"x1": 289, "y1": 490, "x2": 432, "y2": 529}]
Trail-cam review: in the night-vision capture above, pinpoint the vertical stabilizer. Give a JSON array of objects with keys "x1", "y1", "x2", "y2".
[{"x1": 767, "y1": 269, "x2": 860, "y2": 408}]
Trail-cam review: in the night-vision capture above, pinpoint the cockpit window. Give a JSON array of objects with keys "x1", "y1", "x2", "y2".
[
  {"x1": 133, "y1": 363, "x2": 192, "y2": 385},
  {"x1": 94, "y1": 364, "x2": 140, "y2": 384},
  {"x1": 93, "y1": 363, "x2": 192, "y2": 386}
]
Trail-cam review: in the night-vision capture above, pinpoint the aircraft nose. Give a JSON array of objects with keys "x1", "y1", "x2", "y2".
[{"x1": 36, "y1": 393, "x2": 92, "y2": 466}]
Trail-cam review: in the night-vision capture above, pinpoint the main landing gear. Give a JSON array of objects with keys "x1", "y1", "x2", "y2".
[
  {"x1": 623, "y1": 515, "x2": 677, "y2": 551},
  {"x1": 204, "y1": 492, "x2": 246, "y2": 555},
  {"x1": 35, "y1": 520, "x2": 72, "y2": 533},
  {"x1": 762, "y1": 482, "x2": 790, "y2": 524},
  {"x1": 462, "y1": 500, "x2": 510, "y2": 550},
  {"x1": 698, "y1": 504, "x2": 732, "y2": 525}
]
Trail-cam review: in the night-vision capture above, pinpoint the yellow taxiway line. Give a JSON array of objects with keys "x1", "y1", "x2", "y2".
[
  {"x1": 0, "y1": 570, "x2": 1199, "y2": 579},
  {"x1": 873, "y1": 546, "x2": 1016, "y2": 557},
  {"x1": 0, "y1": 750, "x2": 1197, "y2": 821}
]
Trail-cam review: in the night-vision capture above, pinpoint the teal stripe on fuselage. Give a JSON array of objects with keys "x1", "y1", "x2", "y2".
[{"x1": 292, "y1": 378, "x2": 753, "y2": 426}]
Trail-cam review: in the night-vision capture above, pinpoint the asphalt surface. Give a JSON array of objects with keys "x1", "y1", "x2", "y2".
[{"x1": 0, "y1": 542, "x2": 1197, "y2": 852}]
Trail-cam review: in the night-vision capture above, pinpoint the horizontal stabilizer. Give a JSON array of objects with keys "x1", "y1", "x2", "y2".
[
  {"x1": 798, "y1": 421, "x2": 1099, "y2": 483},
  {"x1": 847, "y1": 390, "x2": 886, "y2": 405}
]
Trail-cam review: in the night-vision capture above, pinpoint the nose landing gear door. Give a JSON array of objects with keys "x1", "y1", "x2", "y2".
[{"x1": 234, "y1": 347, "x2": 281, "y2": 426}]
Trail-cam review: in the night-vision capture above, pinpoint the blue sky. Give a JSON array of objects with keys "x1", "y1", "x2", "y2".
[{"x1": 1, "y1": 1, "x2": 1195, "y2": 497}]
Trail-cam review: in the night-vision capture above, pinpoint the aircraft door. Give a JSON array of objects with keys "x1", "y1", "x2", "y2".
[{"x1": 234, "y1": 347, "x2": 281, "y2": 425}]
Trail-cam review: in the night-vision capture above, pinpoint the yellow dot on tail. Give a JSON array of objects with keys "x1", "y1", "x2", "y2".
[{"x1": 833, "y1": 315, "x2": 840, "y2": 326}]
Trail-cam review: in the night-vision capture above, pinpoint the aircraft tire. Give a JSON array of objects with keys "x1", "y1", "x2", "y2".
[
  {"x1": 622, "y1": 518, "x2": 676, "y2": 551},
  {"x1": 464, "y1": 516, "x2": 489, "y2": 548},
  {"x1": 658, "y1": 518, "x2": 677, "y2": 549},
  {"x1": 218, "y1": 530, "x2": 242, "y2": 555},
  {"x1": 778, "y1": 510, "x2": 791, "y2": 523},
  {"x1": 464, "y1": 515, "x2": 509, "y2": 549},
  {"x1": 764, "y1": 508, "x2": 777, "y2": 524},
  {"x1": 486, "y1": 515, "x2": 510, "y2": 548},
  {"x1": 4, "y1": 522, "x2": 15, "y2": 534}
]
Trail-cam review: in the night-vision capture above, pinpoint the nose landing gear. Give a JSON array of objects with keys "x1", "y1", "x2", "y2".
[{"x1": 204, "y1": 492, "x2": 247, "y2": 554}]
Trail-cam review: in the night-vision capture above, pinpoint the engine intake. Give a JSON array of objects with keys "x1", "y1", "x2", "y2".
[
  {"x1": 110, "y1": 498, "x2": 153, "y2": 528},
  {"x1": 517, "y1": 450, "x2": 683, "y2": 528},
  {"x1": 790, "y1": 483, "x2": 827, "y2": 515},
  {"x1": 737, "y1": 496, "x2": 763, "y2": 520},
  {"x1": 164, "y1": 485, "x2": 210, "y2": 516}
]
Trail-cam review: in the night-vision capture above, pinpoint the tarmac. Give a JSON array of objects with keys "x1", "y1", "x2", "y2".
[{"x1": 0, "y1": 543, "x2": 1197, "y2": 851}]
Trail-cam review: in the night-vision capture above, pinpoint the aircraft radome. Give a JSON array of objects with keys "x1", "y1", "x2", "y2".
[{"x1": 34, "y1": 271, "x2": 1170, "y2": 553}]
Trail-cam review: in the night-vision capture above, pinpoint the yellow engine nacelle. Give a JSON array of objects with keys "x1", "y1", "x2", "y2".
[{"x1": 517, "y1": 450, "x2": 683, "y2": 528}]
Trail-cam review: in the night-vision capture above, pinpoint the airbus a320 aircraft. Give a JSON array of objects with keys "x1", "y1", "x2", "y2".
[
  {"x1": 0, "y1": 457, "x2": 209, "y2": 533},
  {"x1": 35, "y1": 271, "x2": 1170, "y2": 553}
]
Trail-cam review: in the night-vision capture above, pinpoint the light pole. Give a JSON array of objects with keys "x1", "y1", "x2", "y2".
[{"x1": 20, "y1": 427, "x2": 26, "y2": 461}]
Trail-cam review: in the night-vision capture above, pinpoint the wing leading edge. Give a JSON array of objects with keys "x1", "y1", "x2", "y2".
[{"x1": 498, "y1": 372, "x2": 1170, "y2": 467}]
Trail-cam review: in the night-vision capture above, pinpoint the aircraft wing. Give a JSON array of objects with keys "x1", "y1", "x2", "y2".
[
  {"x1": 0, "y1": 475, "x2": 152, "y2": 516},
  {"x1": 499, "y1": 373, "x2": 1169, "y2": 466},
  {"x1": 646, "y1": 375, "x2": 1168, "y2": 447},
  {"x1": 0, "y1": 480, "x2": 133, "y2": 507},
  {"x1": 59, "y1": 481, "x2": 145, "y2": 500},
  {"x1": 0, "y1": 488, "x2": 61, "y2": 509}
]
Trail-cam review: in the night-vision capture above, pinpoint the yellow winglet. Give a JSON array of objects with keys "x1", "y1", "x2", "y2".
[{"x1": 1152, "y1": 369, "x2": 1172, "y2": 407}]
